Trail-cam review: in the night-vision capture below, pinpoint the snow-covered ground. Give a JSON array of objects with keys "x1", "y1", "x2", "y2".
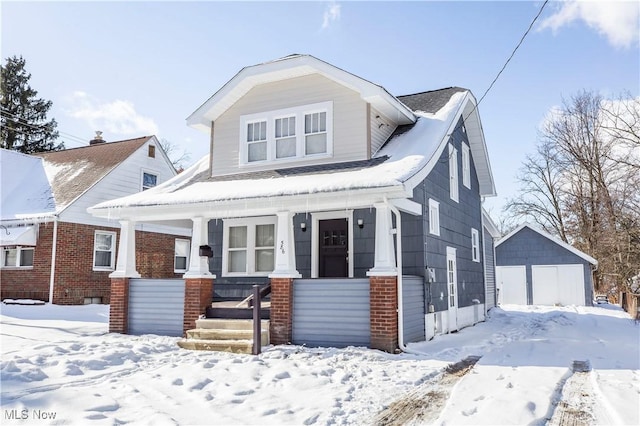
[{"x1": 1, "y1": 303, "x2": 638, "y2": 425}]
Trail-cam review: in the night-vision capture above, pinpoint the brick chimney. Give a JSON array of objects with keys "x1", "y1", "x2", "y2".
[{"x1": 89, "y1": 131, "x2": 106, "y2": 145}]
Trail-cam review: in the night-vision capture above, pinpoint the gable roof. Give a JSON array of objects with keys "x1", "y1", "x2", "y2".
[
  {"x1": 398, "y1": 87, "x2": 468, "y2": 113},
  {"x1": 187, "y1": 54, "x2": 416, "y2": 132},
  {"x1": 0, "y1": 148, "x2": 56, "y2": 222},
  {"x1": 496, "y1": 223, "x2": 598, "y2": 266},
  {"x1": 35, "y1": 136, "x2": 154, "y2": 213}
]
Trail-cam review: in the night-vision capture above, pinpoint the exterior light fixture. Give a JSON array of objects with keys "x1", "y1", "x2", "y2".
[
  {"x1": 357, "y1": 219, "x2": 364, "y2": 229},
  {"x1": 300, "y1": 222, "x2": 307, "y2": 232}
]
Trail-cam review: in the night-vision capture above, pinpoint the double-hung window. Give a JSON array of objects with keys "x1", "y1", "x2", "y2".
[
  {"x1": 223, "y1": 217, "x2": 277, "y2": 276},
  {"x1": 240, "y1": 101, "x2": 333, "y2": 165},
  {"x1": 142, "y1": 171, "x2": 157, "y2": 191},
  {"x1": 174, "y1": 239, "x2": 190, "y2": 272},
  {"x1": 462, "y1": 143, "x2": 471, "y2": 189},
  {"x1": 471, "y1": 228, "x2": 480, "y2": 262},
  {"x1": 93, "y1": 231, "x2": 116, "y2": 270},
  {"x1": 449, "y1": 143, "x2": 459, "y2": 202},
  {"x1": 428, "y1": 199, "x2": 440, "y2": 236},
  {"x1": 1, "y1": 246, "x2": 34, "y2": 268}
]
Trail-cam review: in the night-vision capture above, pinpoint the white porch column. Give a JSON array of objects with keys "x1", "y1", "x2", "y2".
[
  {"x1": 110, "y1": 220, "x2": 141, "y2": 278},
  {"x1": 367, "y1": 203, "x2": 398, "y2": 276},
  {"x1": 269, "y1": 211, "x2": 301, "y2": 278},
  {"x1": 184, "y1": 216, "x2": 215, "y2": 278}
]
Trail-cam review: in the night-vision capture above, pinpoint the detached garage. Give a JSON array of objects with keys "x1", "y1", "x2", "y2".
[{"x1": 495, "y1": 223, "x2": 597, "y2": 306}]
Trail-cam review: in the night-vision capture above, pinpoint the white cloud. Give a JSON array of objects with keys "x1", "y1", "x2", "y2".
[
  {"x1": 65, "y1": 92, "x2": 159, "y2": 137},
  {"x1": 539, "y1": 0, "x2": 639, "y2": 48},
  {"x1": 322, "y1": 1, "x2": 341, "y2": 30}
]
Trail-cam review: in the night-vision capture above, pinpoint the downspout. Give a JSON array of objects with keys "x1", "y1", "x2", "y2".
[{"x1": 48, "y1": 217, "x2": 58, "y2": 304}]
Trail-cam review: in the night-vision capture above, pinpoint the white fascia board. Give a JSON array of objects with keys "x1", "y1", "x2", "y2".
[
  {"x1": 186, "y1": 55, "x2": 415, "y2": 131},
  {"x1": 89, "y1": 185, "x2": 409, "y2": 223},
  {"x1": 496, "y1": 223, "x2": 598, "y2": 266},
  {"x1": 390, "y1": 198, "x2": 422, "y2": 216},
  {"x1": 463, "y1": 97, "x2": 496, "y2": 197},
  {"x1": 481, "y1": 208, "x2": 501, "y2": 238}
]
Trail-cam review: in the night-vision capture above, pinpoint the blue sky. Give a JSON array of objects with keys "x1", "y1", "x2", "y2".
[{"x1": 2, "y1": 1, "x2": 638, "y2": 218}]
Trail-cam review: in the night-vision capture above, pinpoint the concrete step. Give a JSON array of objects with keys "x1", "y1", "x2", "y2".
[
  {"x1": 177, "y1": 338, "x2": 253, "y2": 354},
  {"x1": 196, "y1": 318, "x2": 269, "y2": 331},
  {"x1": 186, "y1": 328, "x2": 269, "y2": 346}
]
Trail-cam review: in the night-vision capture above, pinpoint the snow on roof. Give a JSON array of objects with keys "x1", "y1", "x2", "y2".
[
  {"x1": 91, "y1": 92, "x2": 467, "y2": 212},
  {"x1": 0, "y1": 149, "x2": 56, "y2": 222}
]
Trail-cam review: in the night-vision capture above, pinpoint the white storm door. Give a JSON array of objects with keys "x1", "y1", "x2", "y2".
[
  {"x1": 496, "y1": 266, "x2": 527, "y2": 305},
  {"x1": 446, "y1": 247, "x2": 458, "y2": 332}
]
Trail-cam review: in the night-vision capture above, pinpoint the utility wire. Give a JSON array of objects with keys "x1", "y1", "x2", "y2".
[
  {"x1": 464, "y1": 0, "x2": 550, "y2": 121},
  {"x1": 0, "y1": 107, "x2": 88, "y2": 147}
]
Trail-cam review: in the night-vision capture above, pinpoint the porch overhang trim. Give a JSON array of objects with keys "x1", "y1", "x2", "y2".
[
  {"x1": 89, "y1": 185, "x2": 411, "y2": 222},
  {"x1": 389, "y1": 198, "x2": 422, "y2": 216}
]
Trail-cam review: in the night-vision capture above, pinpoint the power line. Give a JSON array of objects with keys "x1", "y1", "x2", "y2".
[
  {"x1": 0, "y1": 107, "x2": 88, "y2": 147},
  {"x1": 464, "y1": 0, "x2": 550, "y2": 121}
]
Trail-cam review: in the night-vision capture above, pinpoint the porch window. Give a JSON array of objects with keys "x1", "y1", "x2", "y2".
[
  {"x1": 428, "y1": 199, "x2": 440, "y2": 236},
  {"x1": 462, "y1": 143, "x2": 471, "y2": 189},
  {"x1": 223, "y1": 217, "x2": 277, "y2": 276},
  {"x1": 239, "y1": 101, "x2": 333, "y2": 166},
  {"x1": 1, "y1": 246, "x2": 34, "y2": 268},
  {"x1": 449, "y1": 144, "x2": 459, "y2": 202},
  {"x1": 174, "y1": 239, "x2": 190, "y2": 272},
  {"x1": 93, "y1": 231, "x2": 116, "y2": 270},
  {"x1": 471, "y1": 228, "x2": 480, "y2": 262}
]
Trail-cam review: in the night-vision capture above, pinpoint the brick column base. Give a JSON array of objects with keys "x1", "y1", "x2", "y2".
[
  {"x1": 183, "y1": 278, "x2": 214, "y2": 335},
  {"x1": 270, "y1": 278, "x2": 294, "y2": 345},
  {"x1": 109, "y1": 278, "x2": 130, "y2": 333},
  {"x1": 369, "y1": 275, "x2": 398, "y2": 353}
]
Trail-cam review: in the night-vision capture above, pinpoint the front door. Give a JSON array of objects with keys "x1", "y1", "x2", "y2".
[
  {"x1": 446, "y1": 247, "x2": 458, "y2": 332},
  {"x1": 318, "y1": 219, "x2": 348, "y2": 278}
]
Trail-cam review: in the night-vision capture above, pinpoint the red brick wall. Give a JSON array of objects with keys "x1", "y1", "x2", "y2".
[
  {"x1": 270, "y1": 278, "x2": 294, "y2": 345},
  {"x1": 1, "y1": 221, "x2": 189, "y2": 305},
  {"x1": 370, "y1": 275, "x2": 398, "y2": 353},
  {"x1": 183, "y1": 278, "x2": 214, "y2": 334},
  {"x1": 109, "y1": 278, "x2": 129, "y2": 333},
  {"x1": 0, "y1": 222, "x2": 54, "y2": 301}
]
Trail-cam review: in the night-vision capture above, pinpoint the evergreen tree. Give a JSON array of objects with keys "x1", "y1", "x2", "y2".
[{"x1": 1, "y1": 55, "x2": 63, "y2": 153}]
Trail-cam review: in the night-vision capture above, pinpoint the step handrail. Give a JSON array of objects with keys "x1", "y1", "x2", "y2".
[{"x1": 252, "y1": 285, "x2": 264, "y2": 355}]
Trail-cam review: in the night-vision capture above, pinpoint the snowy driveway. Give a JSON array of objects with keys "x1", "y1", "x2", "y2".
[{"x1": 1, "y1": 304, "x2": 638, "y2": 425}]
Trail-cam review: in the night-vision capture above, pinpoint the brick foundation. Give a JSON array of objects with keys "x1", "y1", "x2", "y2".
[
  {"x1": 109, "y1": 278, "x2": 130, "y2": 333},
  {"x1": 369, "y1": 275, "x2": 398, "y2": 353},
  {"x1": 183, "y1": 278, "x2": 214, "y2": 334},
  {"x1": 270, "y1": 277, "x2": 294, "y2": 345}
]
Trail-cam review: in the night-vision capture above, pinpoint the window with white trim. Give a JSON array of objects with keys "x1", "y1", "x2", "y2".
[
  {"x1": 240, "y1": 101, "x2": 333, "y2": 165},
  {"x1": 1, "y1": 246, "x2": 34, "y2": 268},
  {"x1": 93, "y1": 231, "x2": 116, "y2": 270},
  {"x1": 462, "y1": 143, "x2": 471, "y2": 189},
  {"x1": 471, "y1": 228, "x2": 480, "y2": 262},
  {"x1": 428, "y1": 199, "x2": 440, "y2": 236},
  {"x1": 449, "y1": 144, "x2": 459, "y2": 202},
  {"x1": 142, "y1": 171, "x2": 157, "y2": 191},
  {"x1": 174, "y1": 239, "x2": 190, "y2": 272},
  {"x1": 222, "y1": 217, "x2": 277, "y2": 276}
]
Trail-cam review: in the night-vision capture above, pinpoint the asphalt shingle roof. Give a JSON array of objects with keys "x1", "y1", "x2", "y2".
[{"x1": 35, "y1": 136, "x2": 152, "y2": 209}]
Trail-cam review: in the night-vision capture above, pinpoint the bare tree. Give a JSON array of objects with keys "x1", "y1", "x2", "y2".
[
  {"x1": 158, "y1": 138, "x2": 191, "y2": 172},
  {"x1": 505, "y1": 91, "x2": 640, "y2": 295}
]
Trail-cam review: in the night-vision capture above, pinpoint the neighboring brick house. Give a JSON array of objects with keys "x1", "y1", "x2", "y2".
[
  {"x1": 89, "y1": 55, "x2": 497, "y2": 352},
  {"x1": 0, "y1": 135, "x2": 191, "y2": 305}
]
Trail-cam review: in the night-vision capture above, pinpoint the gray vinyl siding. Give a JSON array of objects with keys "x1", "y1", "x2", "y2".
[
  {"x1": 211, "y1": 74, "x2": 368, "y2": 176},
  {"x1": 292, "y1": 278, "x2": 370, "y2": 347},
  {"x1": 483, "y1": 226, "x2": 496, "y2": 310},
  {"x1": 495, "y1": 227, "x2": 594, "y2": 305},
  {"x1": 419, "y1": 117, "x2": 485, "y2": 313},
  {"x1": 353, "y1": 209, "x2": 376, "y2": 278},
  {"x1": 369, "y1": 106, "x2": 397, "y2": 156},
  {"x1": 128, "y1": 279, "x2": 185, "y2": 336},
  {"x1": 402, "y1": 276, "x2": 426, "y2": 343}
]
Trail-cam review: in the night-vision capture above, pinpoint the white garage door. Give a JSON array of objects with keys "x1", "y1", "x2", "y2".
[
  {"x1": 532, "y1": 264, "x2": 585, "y2": 306},
  {"x1": 496, "y1": 266, "x2": 527, "y2": 305}
]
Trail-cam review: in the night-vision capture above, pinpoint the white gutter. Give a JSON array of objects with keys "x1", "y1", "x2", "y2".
[{"x1": 48, "y1": 217, "x2": 58, "y2": 304}]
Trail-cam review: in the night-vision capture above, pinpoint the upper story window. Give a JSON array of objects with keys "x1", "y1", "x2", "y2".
[
  {"x1": 428, "y1": 198, "x2": 440, "y2": 236},
  {"x1": 142, "y1": 171, "x2": 157, "y2": 191},
  {"x1": 449, "y1": 144, "x2": 459, "y2": 202},
  {"x1": 462, "y1": 143, "x2": 471, "y2": 189},
  {"x1": 93, "y1": 231, "x2": 116, "y2": 271},
  {"x1": 240, "y1": 101, "x2": 333, "y2": 166},
  {"x1": 1, "y1": 246, "x2": 34, "y2": 268},
  {"x1": 471, "y1": 228, "x2": 480, "y2": 262}
]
